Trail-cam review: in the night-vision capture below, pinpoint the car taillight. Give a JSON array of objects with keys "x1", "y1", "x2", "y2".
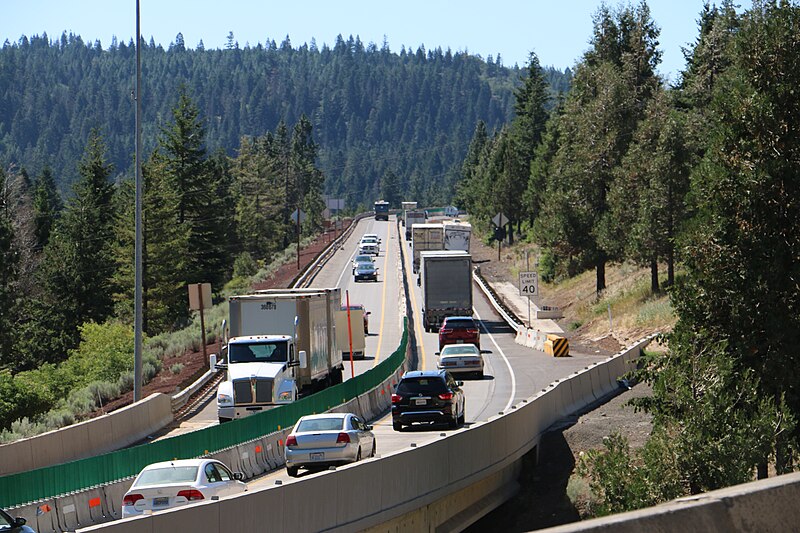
[
  {"x1": 467, "y1": 329, "x2": 479, "y2": 334},
  {"x1": 177, "y1": 489, "x2": 205, "y2": 501},
  {"x1": 336, "y1": 432, "x2": 351, "y2": 444},
  {"x1": 286, "y1": 435, "x2": 298, "y2": 447},
  {"x1": 438, "y1": 392, "x2": 453, "y2": 400},
  {"x1": 123, "y1": 494, "x2": 144, "y2": 506},
  {"x1": 440, "y1": 329, "x2": 452, "y2": 335},
  {"x1": 391, "y1": 394, "x2": 402, "y2": 404}
]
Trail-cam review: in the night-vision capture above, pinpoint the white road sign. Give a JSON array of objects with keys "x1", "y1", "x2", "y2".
[
  {"x1": 519, "y1": 271, "x2": 538, "y2": 299},
  {"x1": 492, "y1": 212, "x2": 508, "y2": 228}
]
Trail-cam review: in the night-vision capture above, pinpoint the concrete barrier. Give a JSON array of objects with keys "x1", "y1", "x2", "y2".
[
  {"x1": 102, "y1": 480, "x2": 130, "y2": 521},
  {"x1": 55, "y1": 493, "x2": 81, "y2": 532},
  {"x1": 0, "y1": 393, "x2": 175, "y2": 477},
  {"x1": 34, "y1": 500, "x2": 59, "y2": 533}
]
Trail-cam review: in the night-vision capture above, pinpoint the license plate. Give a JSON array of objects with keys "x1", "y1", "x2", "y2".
[
  {"x1": 414, "y1": 398, "x2": 427, "y2": 406},
  {"x1": 153, "y1": 497, "x2": 169, "y2": 506},
  {"x1": 310, "y1": 452, "x2": 324, "y2": 461},
  {"x1": 456, "y1": 339, "x2": 464, "y2": 343}
]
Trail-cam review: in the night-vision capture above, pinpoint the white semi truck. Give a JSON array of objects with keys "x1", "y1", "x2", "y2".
[
  {"x1": 419, "y1": 250, "x2": 473, "y2": 332},
  {"x1": 405, "y1": 210, "x2": 426, "y2": 240},
  {"x1": 216, "y1": 288, "x2": 343, "y2": 423}
]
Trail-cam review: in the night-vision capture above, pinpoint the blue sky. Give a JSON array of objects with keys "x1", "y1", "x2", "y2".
[{"x1": 3, "y1": 1, "x2": 752, "y2": 83}]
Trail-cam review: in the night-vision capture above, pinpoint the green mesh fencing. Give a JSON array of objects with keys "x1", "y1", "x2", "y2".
[{"x1": 0, "y1": 319, "x2": 407, "y2": 508}]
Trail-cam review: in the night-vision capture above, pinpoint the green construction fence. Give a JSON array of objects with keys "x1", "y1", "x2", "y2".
[{"x1": 0, "y1": 319, "x2": 408, "y2": 508}]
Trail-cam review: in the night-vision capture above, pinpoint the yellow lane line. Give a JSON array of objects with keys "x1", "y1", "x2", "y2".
[
  {"x1": 373, "y1": 219, "x2": 392, "y2": 367},
  {"x1": 401, "y1": 223, "x2": 426, "y2": 370}
]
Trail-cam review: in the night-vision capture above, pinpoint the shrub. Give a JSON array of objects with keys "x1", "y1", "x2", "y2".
[
  {"x1": 233, "y1": 251, "x2": 258, "y2": 278},
  {"x1": 170, "y1": 363, "x2": 184, "y2": 375}
]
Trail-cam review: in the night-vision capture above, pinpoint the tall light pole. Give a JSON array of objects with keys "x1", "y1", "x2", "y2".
[{"x1": 133, "y1": 0, "x2": 143, "y2": 401}]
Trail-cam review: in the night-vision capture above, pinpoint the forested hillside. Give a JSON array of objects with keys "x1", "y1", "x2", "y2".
[{"x1": 0, "y1": 32, "x2": 570, "y2": 207}]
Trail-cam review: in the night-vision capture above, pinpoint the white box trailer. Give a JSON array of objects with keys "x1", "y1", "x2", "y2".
[
  {"x1": 443, "y1": 221, "x2": 472, "y2": 252},
  {"x1": 420, "y1": 250, "x2": 473, "y2": 332},
  {"x1": 217, "y1": 288, "x2": 343, "y2": 422},
  {"x1": 405, "y1": 210, "x2": 426, "y2": 240},
  {"x1": 411, "y1": 223, "x2": 444, "y2": 273},
  {"x1": 335, "y1": 307, "x2": 366, "y2": 359}
]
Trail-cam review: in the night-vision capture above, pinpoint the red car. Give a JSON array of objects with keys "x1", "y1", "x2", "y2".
[
  {"x1": 341, "y1": 304, "x2": 370, "y2": 334},
  {"x1": 438, "y1": 316, "x2": 480, "y2": 351}
]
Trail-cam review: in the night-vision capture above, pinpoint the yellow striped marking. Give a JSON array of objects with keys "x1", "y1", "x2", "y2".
[
  {"x1": 401, "y1": 223, "x2": 427, "y2": 370},
  {"x1": 373, "y1": 219, "x2": 393, "y2": 367}
]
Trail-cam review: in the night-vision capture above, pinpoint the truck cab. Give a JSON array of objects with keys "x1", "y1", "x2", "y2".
[{"x1": 216, "y1": 335, "x2": 305, "y2": 423}]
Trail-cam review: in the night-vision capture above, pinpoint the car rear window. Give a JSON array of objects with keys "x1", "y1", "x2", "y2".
[
  {"x1": 444, "y1": 318, "x2": 476, "y2": 329},
  {"x1": 440, "y1": 345, "x2": 478, "y2": 355},
  {"x1": 135, "y1": 466, "x2": 199, "y2": 486},
  {"x1": 396, "y1": 377, "x2": 448, "y2": 395},
  {"x1": 296, "y1": 417, "x2": 345, "y2": 432}
]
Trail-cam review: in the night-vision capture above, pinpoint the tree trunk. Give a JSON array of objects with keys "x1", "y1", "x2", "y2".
[
  {"x1": 650, "y1": 259, "x2": 660, "y2": 294},
  {"x1": 757, "y1": 461, "x2": 768, "y2": 480},
  {"x1": 596, "y1": 257, "x2": 606, "y2": 296},
  {"x1": 508, "y1": 222, "x2": 514, "y2": 245},
  {"x1": 667, "y1": 247, "x2": 675, "y2": 287}
]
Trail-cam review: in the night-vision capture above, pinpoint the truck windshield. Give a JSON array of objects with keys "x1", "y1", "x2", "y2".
[{"x1": 229, "y1": 342, "x2": 288, "y2": 364}]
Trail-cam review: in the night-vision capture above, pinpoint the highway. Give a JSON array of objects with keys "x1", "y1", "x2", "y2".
[{"x1": 241, "y1": 215, "x2": 598, "y2": 489}]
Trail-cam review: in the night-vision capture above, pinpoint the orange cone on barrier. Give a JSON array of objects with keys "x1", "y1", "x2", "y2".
[{"x1": 88, "y1": 497, "x2": 101, "y2": 508}]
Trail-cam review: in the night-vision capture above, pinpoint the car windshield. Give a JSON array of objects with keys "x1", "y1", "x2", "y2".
[
  {"x1": 0, "y1": 509, "x2": 13, "y2": 527},
  {"x1": 228, "y1": 341, "x2": 288, "y2": 364},
  {"x1": 396, "y1": 377, "x2": 448, "y2": 395},
  {"x1": 440, "y1": 345, "x2": 478, "y2": 356},
  {"x1": 356, "y1": 263, "x2": 374, "y2": 271},
  {"x1": 354, "y1": 255, "x2": 373, "y2": 263},
  {"x1": 296, "y1": 417, "x2": 345, "y2": 432},
  {"x1": 135, "y1": 466, "x2": 199, "y2": 486}
]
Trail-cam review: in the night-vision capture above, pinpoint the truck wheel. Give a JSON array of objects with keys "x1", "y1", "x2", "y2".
[
  {"x1": 371, "y1": 441, "x2": 377, "y2": 457},
  {"x1": 286, "y1": 466, "x2": 299, "y2": 477},
  {"x1": 393, "y1": 421, "x2": 403, "y2": 431}
]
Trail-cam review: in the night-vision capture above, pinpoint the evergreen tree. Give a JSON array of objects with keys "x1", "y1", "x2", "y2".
[
  {"x1": 538, "y1": 2, "x2": 661, "y2": 294},
  {"x1": 0, "y1": 188, "x2": 18, "y2": 368},
  {"x1": 114, "y1": 148, "x2": 190, "y2": 334},
  {"x1": 32, "y1": 166, "x2": 63, "y2": 249}
]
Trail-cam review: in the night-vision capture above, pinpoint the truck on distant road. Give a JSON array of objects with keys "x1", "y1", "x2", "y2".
[
  {"x1": 411, "y1": 223, "x2": 444, "y2": 273},
  {"x1": 374, "y1": 200, "x2": 390, "y2": 221},
  {"x1": 216, "y1": 288, "x2": 343, "y2": 423},
  {"x1": 419, "y1": 250, "x2": 473, "y2": 332},
  {"x1": 405, "y1": 210, "x2": 426, "y2": 240},
  {"x1": 443, "y1": 220, "x2": 472, "y2": 252}
]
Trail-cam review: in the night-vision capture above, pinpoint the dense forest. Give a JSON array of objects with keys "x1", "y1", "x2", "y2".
[
  {"x1": 0, "y1": 30, "x2": 573, "y2": 436},
  {"x1": 458, "y1": 0, "x2": 800, "y2": 517},
  {"x1": 0, "y1": 32, "x2": 570, "y2": 207}
]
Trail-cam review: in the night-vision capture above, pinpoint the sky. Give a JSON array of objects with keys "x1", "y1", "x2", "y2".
[{"x1": 3, "y1": 1, "x2": 752, "y2": 83}]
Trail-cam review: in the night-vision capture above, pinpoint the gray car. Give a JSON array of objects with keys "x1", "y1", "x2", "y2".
[{"x1": 285, "y1": 413, "x2": 376, "y2": 477}]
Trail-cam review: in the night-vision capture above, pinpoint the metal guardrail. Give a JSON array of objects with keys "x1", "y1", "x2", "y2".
[{"x1": 472, "y1": 266, "x2": 524, "y2": 331}]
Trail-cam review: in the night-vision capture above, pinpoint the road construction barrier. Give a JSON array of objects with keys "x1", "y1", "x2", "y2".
[{"x1": 544, "y1": 334, "x2": 569, "y2": 357}]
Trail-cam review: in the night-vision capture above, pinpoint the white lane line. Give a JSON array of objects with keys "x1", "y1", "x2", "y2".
[
  {"x1": 335, "y1": 241, "x2": 359, "y2": 288},
  {"x1": 473, "y1": 307, "x2": 516, "y2": 413}
]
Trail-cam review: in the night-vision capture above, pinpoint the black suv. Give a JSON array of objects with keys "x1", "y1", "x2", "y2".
[{"x1": 391, "y1": 370, "x2": 465, "y2": 431}]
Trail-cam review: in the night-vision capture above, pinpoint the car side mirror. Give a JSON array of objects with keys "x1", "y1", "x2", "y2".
[
  {"x1": 12, "y1": 518, "x2": 26, "y2": 527},
  {"x1": 366, "y1": 311, "x2": 371, "y2": 315},
  {"x1": 233, "y1": 472, "x2": 244, "y2": 481},
  {"x1": 434, "y1": 352, "x2": 440, "y2": 356},
  {"x1": 366, "y1": 425, "x2": 373, "y2": 431},
  {"x1": 480, "y1": 350, "x2": 492, "y2": 354},
  {"x1": 457, "y1": 381, "x2": 464, "y2": 386}
]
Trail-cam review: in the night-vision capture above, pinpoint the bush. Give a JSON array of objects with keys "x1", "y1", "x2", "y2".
[
  {"x1": 233, "y1": 251, "x2": 258, "y2": 278},
  {"x1": 538, "y1": 248, "x2": 557, "y2": 283},
  {"x1": 170, "y1": 363, "x2": 184, "y2": 375}
]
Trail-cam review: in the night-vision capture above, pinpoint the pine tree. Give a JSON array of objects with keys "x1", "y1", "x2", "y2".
[
  {"x1": 0, "y1": 191, "x2": 18, "y2": 368},
  {"x1": 32, "y1": 166, "x2": 63, "y2": 249}
]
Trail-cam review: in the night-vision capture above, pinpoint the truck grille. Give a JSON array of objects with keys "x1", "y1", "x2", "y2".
[{"x1": 233, "y1": 378, "x2": 273, "y2": 405}]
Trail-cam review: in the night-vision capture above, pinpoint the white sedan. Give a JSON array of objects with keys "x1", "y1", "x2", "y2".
[
  {"x1": 436, "y1": 343, "x2": 486, "y2": 379},
  {"x1": 121, "y1": 458, "x2": 247, "y2": 518},
  {"x1": 285, "y1": 413, "x2": 376, "y2": 477}
]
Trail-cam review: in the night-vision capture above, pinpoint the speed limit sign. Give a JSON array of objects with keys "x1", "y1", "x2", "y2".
[{"x1": 519, "y1": 271, "x2": 538, "y2": 299}]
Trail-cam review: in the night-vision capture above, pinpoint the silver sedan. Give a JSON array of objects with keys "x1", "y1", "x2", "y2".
[
  {"x1": 284, "y1": 413, "x2": 376, "y2": 477},
  {"x1": 436, "y1": 343, "x2": 486, "y2": 379}
]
